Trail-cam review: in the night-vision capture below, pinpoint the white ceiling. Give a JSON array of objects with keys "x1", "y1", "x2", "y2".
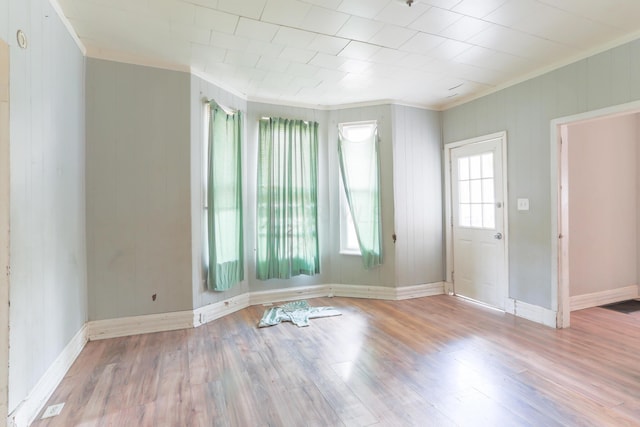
[{"x1": 56, "y1": 0, "x2": 640, "y2": 109}]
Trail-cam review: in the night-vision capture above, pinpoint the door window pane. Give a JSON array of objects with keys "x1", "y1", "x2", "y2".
[
  {"x1": 457, "y1": 152, "x2": 497, "y2": 230},
  {"x1": 482, "y1": 153, "x2": 493, "y2": 178},
  {"x1": 469, "y1": 155, "x2": 481, "y2": 179}
]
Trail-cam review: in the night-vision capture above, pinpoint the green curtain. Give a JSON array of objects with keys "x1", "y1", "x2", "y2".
[
  {"x1": 206, "y1": 101, "x2": 244, "y2": 291},
  {"x1": 256, "y1": 117, "x2": 320, "y2": 280},
  {"x1": 338, "y1": 125, "x2": 383, "y2": 268}
]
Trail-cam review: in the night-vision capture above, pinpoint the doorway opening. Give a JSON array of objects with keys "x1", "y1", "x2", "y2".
[
  {"x1": 444, "y1": 131, "x2": 509, "y2": 311},
  {"x1": 553, "y1": 101, "x2": 640, "y2": 327}
]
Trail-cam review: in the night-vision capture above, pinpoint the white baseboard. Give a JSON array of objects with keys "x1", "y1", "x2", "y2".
[
  {"x1": 87, "y1": 310, "x2": 194, "y2": 341},
  {"x1": 250, "y1": 285, "x2": 329, "y2": 306},
  {"x1": 570, "y1": 285, "x2": 638, "y2": 311},
  {"x1": 194, "y1": 293, "x2": 251, "y2": 327},
  {"x1": 505, "y1": 298, "x2": 557, "y2": 328},
  {"x1": 330, "y1": 284, "x2": 396, "y2": 299},
  {"x1": 395, "y1": 282, "x2": 445, "y2": 300},
  {"x1": 8, "y1": 325, "x2": 88, "y2": 427},
  {"x1": 89, "y1": 282, "x2": 448, "y2": 340}
]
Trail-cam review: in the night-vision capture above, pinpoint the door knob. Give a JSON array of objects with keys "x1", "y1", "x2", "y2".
[{"x1": 494, "y1": 232, "x2": 503, "y2": 240}]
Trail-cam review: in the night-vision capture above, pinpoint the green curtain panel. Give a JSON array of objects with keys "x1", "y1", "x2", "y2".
[
  {"x1": 256, "y1": 117, "x2": 320, "y2": 280},
  {"x1": 206, "y1": 101, "x2": 244, "y2": 291},
  {"x1": 338, "y1": 124, "x2": 383, "y2": 269}
]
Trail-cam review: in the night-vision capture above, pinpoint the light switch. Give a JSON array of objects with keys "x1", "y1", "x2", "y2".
[{"x1": 517, "y1": 198, "x2": 529, "y2": 211}]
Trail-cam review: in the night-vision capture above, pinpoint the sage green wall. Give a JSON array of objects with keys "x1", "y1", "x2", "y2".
[
  {"x1": 392, "y1": 105, "x2": 444, "y2": 286},
  {"x1": 4, "y1": 0, "x2": 87, "y2": 414},
  {"x1": 86, "y1": 59, "x2": 192, "y2": 320},
  {"x1": 442, "y1": 39, "x2": 640, "y2": 309}
]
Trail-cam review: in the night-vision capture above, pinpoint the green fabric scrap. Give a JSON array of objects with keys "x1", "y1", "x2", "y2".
[{"x1": 258, "y1": 300, "x2": 341, "y2": 328}]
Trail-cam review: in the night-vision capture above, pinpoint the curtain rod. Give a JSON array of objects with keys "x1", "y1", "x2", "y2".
[{"x1": 203, "y1": 97, "x2": 238, "y2": 115}]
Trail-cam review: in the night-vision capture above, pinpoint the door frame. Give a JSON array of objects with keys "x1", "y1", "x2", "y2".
[
  {"x1": 444, "y1": 131, "x2": 509, "y2": 307},
  {"x1": 0, "y1": 38, "x2": 9, "y2": 426},
  {"x1": 551, "y1": 100, "x2": 640, "y2": 328}
]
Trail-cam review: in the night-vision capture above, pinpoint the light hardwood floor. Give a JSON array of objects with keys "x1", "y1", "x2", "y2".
[{"x1": 31, "y1": 295, "x2": 640, "y2": 426}]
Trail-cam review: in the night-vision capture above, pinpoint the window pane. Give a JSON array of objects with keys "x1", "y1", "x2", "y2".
[
  {"x1": 458, "y1": 157, "x2": 469, "y2": 180},
  {"x1": 483, "y1": 204, "x2": 495, "y2": 229},
  {"x1": 458, "y1": 181, "x2": 470, "y2": 204},
  {"x1": 470, "y1": 204, "x2": 483, "y2": 228},
  {"x1": 469, "y1": 155, "x2": 481, "y2": 179},
  {"x1": 459, "y1": 203, "x2": 471, "y2": 227},
  {"x1": 338, "y1": 121, "x2": 382, "y2": 267},
  {"x1": 470, "y1": 179, "x2": 482, "y2": 203},
  {"x1": 482, "y1": 153, "x2": 493, "y2": 178},
  {"x1": 482, "y1": 178, "x2": 494, "y2": 203}
]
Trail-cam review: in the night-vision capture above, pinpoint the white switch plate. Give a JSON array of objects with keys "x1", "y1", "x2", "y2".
[
  {"x1": 42, "y1": 403, "x2": 65, "y2": 419},
  {"x1": 517, "y1": 198, "x2": 529, "y2": 211}
]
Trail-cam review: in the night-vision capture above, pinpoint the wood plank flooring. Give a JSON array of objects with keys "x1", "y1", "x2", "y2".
[{"x1": 31, "y1": 295, "x2": 640, "y2": 426}]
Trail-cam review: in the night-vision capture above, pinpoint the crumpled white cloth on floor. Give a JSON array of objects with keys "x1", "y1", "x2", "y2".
[{"x1": 258, "y1": 300, "x2": 341, "y2": 328}]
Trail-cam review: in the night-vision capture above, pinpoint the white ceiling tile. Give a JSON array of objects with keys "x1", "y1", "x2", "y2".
[
  {"x1": 300, "y1": 5, "x2": 350, "y2": 35},
  {"x1": 339, "y1": 59, "x2": 371, "y2": 73},
  {"x1": 234, "y1": 17, "x2": 279, "y2": 41},
  {"x1": 408, "y1": 7, "x2": 463, "y2": 34},
  {"x1": 426, "y1": 39, "x2": 473, "y2": 60},
  {"x1": 224, "y1": 50, "x2": 261, "y2": 67},
  {"x1": 438, "y1": 16, "x2": 491, "y2": 41},
  {"x1": 336, "y1": 16, "x2": 386, "y2": 42},
  {"x1": 316, "y1": 67, "x2": 349, "y2": 83},
  {"x1": 395, "y1": 52, "x2": 432, "y2": 69},
  {"x1": 171, "y1": 23, "x2": 211, "y2": 45},
  {"x1": 451, "y1": 0, "x2": 508, "y2": 18},
  {"x1": 193, "y1": 7, "x2": 238, "y2": 34},
  {"x1": 261, "y1": 0, "x2": 312, "y2": 27},
  {"x1": 375, "y1": 2, "x2": 430, "y2": 27},
  {"x1": 338, "y1": 41, "x2": 381, "y2": 60},
  {"x1": 337, "y1": 0, "x2": 389, "y2": 19},
  {"x1": 177, "y1": 0, "x2": 218, "y2": 10},
  {"x1": 149, "y1": 0, "x2": 196, "y2": 25},
  {"x1": 256, "y1": 55, "x2": 291, "y2": 72},
  {"x1": 216, "y1": 0, "x2": 267, "y2": 19},
  {"x1": 368, "y1": 47, "x2": 409, "y2": 65},
  {"x1": 445, "y1": 62, "x2": 506, "y2": 86},
  {"x1": 368, "y1": 24, "x2": 417, "y2": 49},
  {"x1": 244, "y1": 40, "x2": 285, "y2": 56},
  {"x1": 515, "y1": 9, "x2": 613, "y2": 48},
  {"x1": 273, "y1": 27, "x2": 317, "y2": 48},
  {"x1": 299, "y1": 0, "x2": 342, "y2": 9},
  {"x1": 279, "y1": 46, "x2": 317, "y2": 63},
  {"x1": 308, "y1": 34, "x2": 350, "y2": 55},
  {"x1": 290, "y1": 74, "x2": 323, "y2": 88},
  {"x1": 210, "y1": 31, "x2": 249, "y2": 51},
  {"x1": 261, "y1": 73, "x2": 294, "y2": 91},
  {"x1": 286, "y1": 62, "x2": 321, "y2": 77},
  {"x1": 59, "y1": 0, "x2": 640, "y2": 108},
  {"x1": 468, "y1": 25, "x2": 572, "y2": 60},
  {"x1": 191, "y1": 43, "x2": 227, "y2": 65},
  {"x1": 453, "y1": 45, "x2": 535, "y2": 78},
  {"x1": 421, "y1": 0, "x2": 463, "y2": 9},
  {"x1": 308, "y1": 53, "x2": 347, "y2": 69},
  {"x1": 484, "y1": 0, "x2": 547, "y2": 28},
  {"x1": 399, "y1": 32, "x2": 446, "y2": 55}
]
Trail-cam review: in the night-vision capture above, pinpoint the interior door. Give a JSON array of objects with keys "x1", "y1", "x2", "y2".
[{"x1": 451, "y1": 137, "x2": 506, "y2": 309}]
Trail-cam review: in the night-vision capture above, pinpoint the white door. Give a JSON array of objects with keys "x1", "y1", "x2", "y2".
[{"x1": 450, "y1": 136, "x2": 506, "y2": 309}]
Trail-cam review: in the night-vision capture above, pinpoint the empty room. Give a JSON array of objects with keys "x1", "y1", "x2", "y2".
[{"x1": 3, "y1": 0, "x2": 640, "y2": 425}]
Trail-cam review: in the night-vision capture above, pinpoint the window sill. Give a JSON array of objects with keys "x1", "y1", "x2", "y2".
[{"x1": 339, "y1": 250, "x2": 361, "y2": 256}]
